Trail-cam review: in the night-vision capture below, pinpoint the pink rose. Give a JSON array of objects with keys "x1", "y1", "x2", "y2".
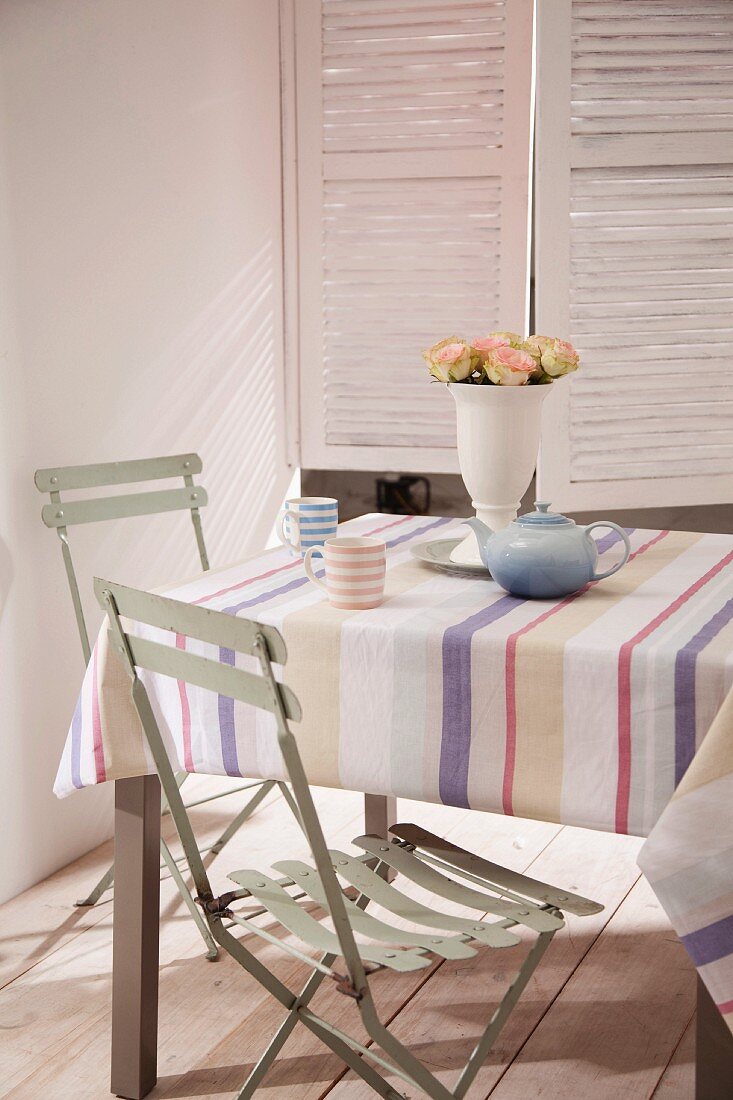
[
  {"x1": 485, "y1": 345, "x2": 536, "y2": 386},
  {"x1": 422, "y1": 336, "x2": 477, "y2": 382},
  {"x1": 472, "y1": 334, "x2": 512, "y2": 361},
  {"x1": 434, "y1": 342, "x2": 466, "y2": 363}
]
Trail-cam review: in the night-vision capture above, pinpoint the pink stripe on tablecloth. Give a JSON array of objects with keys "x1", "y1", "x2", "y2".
[
  {"x1": 719, "y1": 998, "x2": 733, "y2": 1014},
  {"x1": 176, "y1": 633, "x2": 194, "y2": 772},
  {"x1": 91, "y1": 643, "x2": 106, "y2": 783},
  {"x1": 616, "y1": 544, "x2": 733, "y2": 834}
]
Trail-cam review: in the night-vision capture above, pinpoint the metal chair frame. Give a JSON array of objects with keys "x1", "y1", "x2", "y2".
[
  {"x1": 97, "y1": 575, "x2": 604, "y2": 1099},
  {"x1": 35, "y1": 453, "x2": 299, "y2": 960}
]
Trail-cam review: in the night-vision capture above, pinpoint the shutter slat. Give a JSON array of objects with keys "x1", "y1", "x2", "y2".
[
  {"x1": 573, "y1": 2, "x2": 731, "y2": 16},
  {"x1": 322, "y1": 0, "x2": 504, "y2": 14}
]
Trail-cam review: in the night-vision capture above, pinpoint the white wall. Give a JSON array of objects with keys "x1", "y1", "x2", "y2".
[{"x1": 0, "y1": 0, "x2": 292, "y2": 902}]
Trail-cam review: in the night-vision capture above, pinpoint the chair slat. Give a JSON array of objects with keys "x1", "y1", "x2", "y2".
[
  {"x1": 117, "y1": 634, "x2": 301, "y2": 722},
  {"x1": 391, "y1": 824, "x2": 604, "y2": 917},
  {"x1": 96, "y1": 578, "x2": 287, "y2": 664},
  {"x1": 273, "y1": 860, "x2": 477, "y2": 960},
  {"x1": 228, "y1": 870, "x2": 432, "y2": 972},
  {"x1": 42, "y1": 486, "x2": 207, "y2": 529},
  {"x1": 34, "y1": 453, "x2": 202, "y2": 492},
  {"x1": 327, "y1": 850, "x2": 520, "y2": 949},
  {"x1": 353, "y1": 836, "x2": 564, "y2": 932}
]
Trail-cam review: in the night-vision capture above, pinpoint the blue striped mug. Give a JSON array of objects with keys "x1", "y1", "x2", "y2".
[{"x1": 277, "y1": 496, "x2": 339, "y2": 556}]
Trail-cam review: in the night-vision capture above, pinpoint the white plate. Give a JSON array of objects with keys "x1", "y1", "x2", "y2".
[{"x1": 411, "y1": 538, "x2": 492, "y2": 578}]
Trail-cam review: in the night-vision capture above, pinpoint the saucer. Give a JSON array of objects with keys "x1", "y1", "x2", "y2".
[{"x1": 411, "y1": 538, "x2": 491, "y2": 578}]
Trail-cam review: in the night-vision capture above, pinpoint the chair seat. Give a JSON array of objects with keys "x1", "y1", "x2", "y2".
[{"x1": 225, "y1": 823, "x2": 602, "y2": 976}]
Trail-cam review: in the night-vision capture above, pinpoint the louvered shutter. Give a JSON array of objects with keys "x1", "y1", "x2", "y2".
[
  {"x1": 536, "y1": 0, "x2": 733, "y2": 510},
  {"x1": 293, "y1": 0, "x2": 534, "y2": 472}
]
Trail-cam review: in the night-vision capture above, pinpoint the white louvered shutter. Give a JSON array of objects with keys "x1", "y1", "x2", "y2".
[
  {"x1": 536, "y1": 0, "x2": 733, "y2": 510},
  {"x1": 293, "y1": 0, "x2": 534, "y2": 472}
]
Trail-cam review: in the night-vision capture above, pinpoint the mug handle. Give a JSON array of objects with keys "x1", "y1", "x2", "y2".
[
  {"x1": 277, "y1": 508, "x2": 300, "y2": 548},
  {"x1": 303, "y1": 546, "x2": 328, "y2": 592},
  {"x1": 586, "y1": 522, "x2": 631, "y2": 581}
]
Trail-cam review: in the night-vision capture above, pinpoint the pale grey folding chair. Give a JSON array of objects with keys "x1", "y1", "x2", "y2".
[
  {"x1": 97, "y1": 575, "x2": 604, "y2": 1099},
  {"x1": 35, "y1": 453, "x2": 300, "y2": 961}
]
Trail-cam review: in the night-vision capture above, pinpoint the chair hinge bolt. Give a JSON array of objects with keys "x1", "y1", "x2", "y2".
[
  {"x1": 332, "y1": 973, "x2": 363, "y2": 1001},
  {"x1": 198, "y1": 891, "x2": 239, "y2": 916}
]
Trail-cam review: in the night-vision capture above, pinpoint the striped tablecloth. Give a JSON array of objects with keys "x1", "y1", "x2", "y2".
[{"x1": 55, "y1": 513, "x2": 733, "y2": 1032}]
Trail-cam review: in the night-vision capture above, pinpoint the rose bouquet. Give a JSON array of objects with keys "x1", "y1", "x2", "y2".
[{"x1": 423, "y1": 331, "x2": 579, "y2": 386}]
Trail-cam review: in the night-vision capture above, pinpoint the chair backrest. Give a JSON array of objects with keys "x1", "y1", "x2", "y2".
[
  {"x1": 95, "y1": 577, "x2": 369, "y2": 992},
  {"x1": 35, "y1": 453, "x2": 209, "y2": 663}
]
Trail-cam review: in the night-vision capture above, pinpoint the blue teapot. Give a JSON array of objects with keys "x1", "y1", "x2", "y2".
[{"x1": 464, "y1": 502, "x2": 631, "y2": 599}]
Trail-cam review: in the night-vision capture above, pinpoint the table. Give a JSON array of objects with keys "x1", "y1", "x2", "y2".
[{"x1": 55, "y1": 513, "x2": 733, "y2": 1098}]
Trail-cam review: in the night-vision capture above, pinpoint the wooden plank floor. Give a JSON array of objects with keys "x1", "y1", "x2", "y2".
[{"x1": 0, "y1": 779, "x2": 696, "y2": 1099}]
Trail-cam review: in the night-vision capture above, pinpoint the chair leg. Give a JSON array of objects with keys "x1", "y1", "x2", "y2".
[
  {"x1": 236, "y1": 959, "x2": 335, "y2": 1099},
  {"x1": 235, "y1": 889, "x2": 375, "y2": 1098},
  {"x1": 276, "y1": 781, "x2": 305, "y2": 830},
  {"x1": 209, "y1": 780, "x2": 277, "y2": 856},
  {"x1": 159, "y1": 838, "x2": 219, "y2": 961},
  {"x1": 75, "y1": 861, "x2": 115, "y2": 906},
  {"x1": 358, "y1": 992, "x2": 455, "y2": 1100},
  {"x1": 296, "y1": 1008, "x2": 408, "y2": 1100},
  {"x1": 452, "y1": 929, "x2": 555, "y2": 1099}
]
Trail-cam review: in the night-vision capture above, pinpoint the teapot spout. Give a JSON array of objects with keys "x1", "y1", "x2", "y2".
[{"x1": 462, "y1": 516, "x2": 494, "y2": 566}]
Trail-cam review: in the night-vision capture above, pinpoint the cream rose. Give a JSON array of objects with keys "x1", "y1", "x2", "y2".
[
  {"x1": 423, "y1": 337, "x2": 476, "y2": 382},
  {"x1": 485, "y1": 345, "x2": 536, "y2": 386},
  {"x1": 522, "y1": 335, "x2": 553, "y2": 364},
  {"x1": 537, "y1": 337, "x2": 580, "y2": 378}
]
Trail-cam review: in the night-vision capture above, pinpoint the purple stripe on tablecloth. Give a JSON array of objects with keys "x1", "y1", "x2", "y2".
[
  {"x1": 70, "y1": 689, "x2": 83, "y2": 790},
  {"x1": 438, "y1": 527, "x2": 632, "y2": 809},
  {"x1": 214, "y1": 515, "x2": 453, "y2": 776},
  {"x1": 440, "y1": 593, "x2": 526, "y2": 807},
  {"x1": 682, "y1": 913, "x2": 733, "y2": 967},
  {"x1": 675, "y1": 598, "x2": 733, "y2": 785}
]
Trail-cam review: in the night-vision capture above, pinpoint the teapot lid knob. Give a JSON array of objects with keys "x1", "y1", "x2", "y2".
[{"x1": 519, "y1": 500, "x2": 573, "y2": 526}]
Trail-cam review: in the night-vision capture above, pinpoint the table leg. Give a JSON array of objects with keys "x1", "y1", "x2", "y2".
[
  {"x1": 364, "y1": 792, "x2": 397, "y2": 839},
  {"x1": 364, "y1": 794, "x2": 397, "y2": 881},
  {"x1": 111, "y1": 776, "x2": 161, "y2": 1099},
  {"x1": 696, "y1": 976, "x2": 733, "y2": 1099}
]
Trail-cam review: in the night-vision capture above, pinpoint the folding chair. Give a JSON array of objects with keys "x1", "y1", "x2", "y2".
[
  {"x1": 35, "y1": 453, "x2": 300, "y2": 961},
  {"x1": 97, "y1": 575, "x2": 604, "y2": 1099}
]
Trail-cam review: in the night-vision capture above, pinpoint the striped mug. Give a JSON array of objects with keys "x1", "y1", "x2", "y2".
[
  {"x1": 303, "y1": 536, "x2": 386, "y2": 610},
  {"x1": 277, "y1": 496, "x2": 338, "y2": 556}
]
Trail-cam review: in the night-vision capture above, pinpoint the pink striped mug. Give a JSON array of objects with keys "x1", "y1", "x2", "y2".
[{"x1": 303, "y1": 536, "x2": 386, "y2": 610}]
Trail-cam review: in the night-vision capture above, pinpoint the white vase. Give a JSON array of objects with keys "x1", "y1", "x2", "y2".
[{"x1": 449, "y1": 382, "x2": 550, "y2": 565}]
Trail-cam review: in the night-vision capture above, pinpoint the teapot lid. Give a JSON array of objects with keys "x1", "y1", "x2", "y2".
[{"x1": 516, "y1": 500, "x2": 573, "y2": 526}]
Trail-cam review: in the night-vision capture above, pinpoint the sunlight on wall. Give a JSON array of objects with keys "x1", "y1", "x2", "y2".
[{"x1": 0, "y1": 0, "x2": 290, "y2": 902}]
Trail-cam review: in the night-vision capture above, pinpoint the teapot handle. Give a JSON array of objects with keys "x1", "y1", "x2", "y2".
[{"x1": 586, "y1": 522, "x2": 631, "y2": 581}]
